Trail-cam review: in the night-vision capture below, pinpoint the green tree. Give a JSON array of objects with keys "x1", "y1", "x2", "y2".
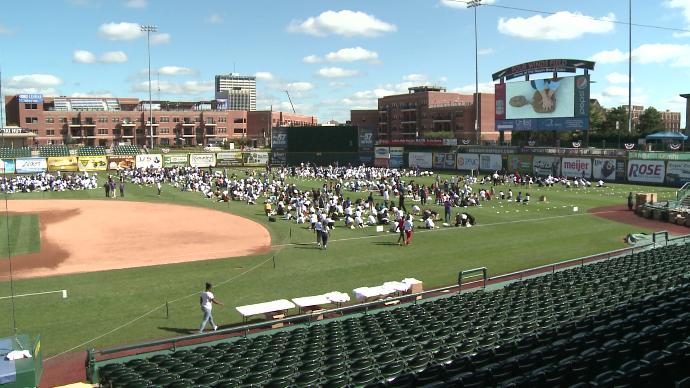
[
  {"x1": 589, "y1": 101, "x2": 607, "y2": 132},
  {"x1": 602, "y1": 106, "x2": 629, "y2": 135},
  {"x1": 637, "y1": 107, "x2": 664, "y2": 135}
]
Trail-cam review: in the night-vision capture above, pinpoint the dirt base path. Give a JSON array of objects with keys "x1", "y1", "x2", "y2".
[
  {"x1": 589, "y1": 204, "x2": 690, "y2": 236},
  {"x1": 0, "y1": 200, "x2": 271, "y2": 279}
]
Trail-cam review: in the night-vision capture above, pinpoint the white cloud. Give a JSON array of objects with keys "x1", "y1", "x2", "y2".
[
  {"x1": 150, "y1": 32, "x2": 170, "y2": 45},
  {"x1": 71, "y1": 91, "x2": 114, "y2": 98},
  {"x1": 439, "y1": 0, "x2": 496, "y2": 8},
  {"x1": 402, "y1": 74, "x2": 427, "y2": 82},
  {"x1": 100, "y1": 51, "x2": 128, "y2": 63},
  {"x1": 99, "y1": 22, "x2": 143, "y2": 40},
  {"x1": 317, "y1": 67, "x2": 360, "y2": 78},
  {"x1": 451, "y1": 81, "x2": 495, "y2": 94},
  {"x1": 3, "y1": 74, "x2": 63, "y2": 95},
  {"x1": 205, "y1": 14, "x2": 223, "y2": 24},
  {"x1": 325, "y1": 47, "x2": 378, "y2": 62},
  {"x1": 667, "y1": 95, "x2": 687, "y2": 105},
  {"x1": 255, "y1": 72, "x2": 274, "y2": 81},
  {"x1": 73, "y1": 50, "x2": 97, "y2": 64},
  {"x1": 286, "y1": 82, "x2": 314, "y2": 91},
  {"x1": 590, "y1": 44, "x2": 690, "y2": 67},
  {"x1": 478, "y1": 48, "x2": 494, "y2": 56},
  {"x1": 602, "y1": 86, "x2": 628, "y2": 97},
  {"x1": 287, "y1": 10, "x2": 396, "y2": 37},
  {"x1": 605, "y1": 72, "x2": 631, "y2": 84},
  {"x1": 329, "y1": 81, "x2": 348, "y2": 88},
  {"x1": 133, "y1": 80, "x2": 213, "y2": 95},
  {"x1": 124, "y1": 0, "x2": 147, "y2": 8},
  {"x1": 302, "y1": 55, "x2": 322, "y2": 63},
  {"x1": 498, "y1": 11, "x2": 615, "y2": 40},
  {"x1": 158, "y1": 66, "x2": 195, "y2": 75},
  {"x1": 666, "y1": 0, "x2": 690, "y2": 37},
  {"x1": 590, "y1": 48, "x2": 628, "y2": 64}
]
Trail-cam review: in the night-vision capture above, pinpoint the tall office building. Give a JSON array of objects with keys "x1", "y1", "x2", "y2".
[{"x1": 215, "y1": 73, "x2": 256, "y2": 111}]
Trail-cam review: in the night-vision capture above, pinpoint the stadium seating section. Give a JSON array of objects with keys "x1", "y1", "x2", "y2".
[
  {"x1": 0, "y1": 147, "x2": 31, "y2": 159},
  {"x1": 39, "y1": 145, "x2": 70, "y2": 157},
  {"x1": 96, "y1": 243, "x2": 690, "y2": 387},
  {"x1": 77, "y1": 146, "x2": 106, "y2": 156},
  {"x1": 112, "y1": 145, "x2": 141, "y2": 156}
]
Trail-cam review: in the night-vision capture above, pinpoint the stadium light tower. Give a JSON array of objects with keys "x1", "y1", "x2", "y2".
[
  {"x1": 467, "y1": 0, "x2": 481, "y2": 145},
  {"x1": 141, "y1": 24, "x2": 157, "y2": 149}
]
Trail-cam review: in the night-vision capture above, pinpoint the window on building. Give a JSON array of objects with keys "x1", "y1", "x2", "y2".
[
  {"x1": 59, "y1": 117, "x2": 68, "y2": 124},
  {"x1": 218, "y1": 128, "x2": 227, "y2": 134},
  {"x1": 218, "y1": 117, "x2": 227, "y2": 123},
  {"x1": 24, "y1": 103, "x2": 37, "y2": 110},
  {"x1": 46, "y1": 117, "x2": 54, "y2": 124},
  {"x1": 98, "y1": 117, "x2": 108, "y2": 123},
  {"x1": 233, "y1": 128, "x2": 244, "y2": 134},
  {"x1": 46, "y1": 129, "x2": 55, "y2": 136},
  {"x1": 112, "y1": 118, "x2": 120, "y2": 123},
  {"x1": 160, "y1": 128, "x2": 170, "y2": 134},
  {"x1": 206, "y1": 118, "x2": 215, "y2": 124},
  {"x1": 160, "y1": 138, "x2": 170, "y2": 146},
  {"x1": 233, "y1": 118, "x2": 244, "y2": 123},
  {"x1": 160, "y1": 117, "x2": 170, "y2": 123},
  {"x1": 25, "y1": 117, "x2": 38, "y2": 124},
  {"x1": 98, "y1": 128, "x2": 109, "y2": 135},
  {"x1": 173, "y1": 117, "x2": 180, "y2": 122}
]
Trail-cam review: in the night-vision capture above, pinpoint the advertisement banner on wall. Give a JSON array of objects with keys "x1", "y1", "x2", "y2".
[
  {"x1": 78, "y1": 156, "x2": 108, "y2": 172},
  {"x1": 0, "y1": 159, "x2": 15, "y2": 174},
  {"x1": 389, "y1": 147, "x2": 404, "y2": 168},
  {"x1": 189, "y1": 153, "x2": 216, "y2": 168},
  {"x1": 271, "y1": 127, "x2": 288, "y2": 151},
  {"x1": 665, "y1": 161, "x2": 690, "y2": 185},
  {"x1": 592, "y1": 158, "x2": 617, "y2": 180},
  {"x1": 15, "y1": 157, "x2": 47, "y2": 174},
  {"x1": 243, "y1": 152, "x2": 269, "y2": 166},
  {"x1": 433, "y1": 153, "x2": 446, "y2": 169},
  {"x1": 162, "y1": 154, "x2": 188, "y2": 167},
  {"x1": 456, "y1": 153, "x2": 480, "y2": 171},
  {"x1": 616, "y1": 160, "x2": 627, "y2": 181},
  {"x1": 561, "y1": 157, "x2": 592, "y2": 178},
  {"x1": 479, "y1": 154, "x2": 502, "y2": 171},
  {"x1": 374, "y1": 158, "x2": 389, "y2": 168},
  {"x1": 216, "y1": 152, "x2": 243, "y2": 167},
  {"x1": 408, "y1": 152, "x2": 433, "y2": 169},
  {"x1": 271, "y1": 152, "x2": 287, "y2": 166},
  {"x1": 135, "y1": 154, "x2": 163, "y2": 169},
  {"x1": 443, "y1": 153, "x2": 456, "y2": 169},
  {"x1": 508, "y1": 154, "x2": 534, "y2": 174},
  {"x1": 47, "y1": 156, "x2": 78, "y2": 172},
  {"x1": 532, "y1": 156, "x2": 561, "y2": 176},
  {"x1": 627, "y1": 159, "x2": 665, "y2": 183},
  {"x1": 108, "y1": 156, "x2": 135, "y2": 170},
  {"x1": 358, "y1": 127, "x2": 374, "y2": 152},
  {"x1": 374, "y1": 147, "x2": 390, "y2": 159}
]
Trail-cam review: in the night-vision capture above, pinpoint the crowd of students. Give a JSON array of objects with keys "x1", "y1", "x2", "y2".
[{"x1": 0, "y1": 172, "x2": 99, "y2": 193}]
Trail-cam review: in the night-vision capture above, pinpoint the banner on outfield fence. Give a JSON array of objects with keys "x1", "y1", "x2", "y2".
[
  {"x1": 479, "y1": 154, "x2": 502, "y2": 171},
  {"x1": 628, "y1": 151, "x2": 690, "y2": 161},
  {"x1": 431, "y1": 153, "x2": 455, "y2": 169},
  {"x1": 0, "y1": 159, "x2": 15, "y2": 174},
  {"x1": 456, "y1": 153, "x2": 479, "y2": 171},
  {"x1": 374, "y1": 147, "x2": 390, "y2": 159},
  {"x1": 216, "y1": 152, "x2": 243, "y2": 167},
  {"x1": 627, "y1": 159, "x2": 665, "y2": 183},
  {"x1": 592, "y1": 158, "x2": 617, "y2": 180},
  {"x1": 108, "y1": 156, "x2": 135, "y2": 170},
  {"x1": 47, "y1": 156, "x2": 78, "y2": 172},
  {"x1": 78, "y1": 156, "x2": 108, "y2": 172},
  {"x1": 243, "y1": 152, "x2": 269, "y2": 166},
  {"x1": 135, "y1": 154, "x2": 163, "y2": 169},
  {"x1": 532, "y1": 156, "x2": 561, "y2": 176},
  {"x1": 389, "y1": 147, "x2": 404, "y2": 168},
  {"x1": 561, "y1": 157, "x2": 592, "y2": 178},
  {"x1": 162, "y1": 154, "x2": 188, "y2": 167},
  {"x1": 374, "y1": 158, "x2": 389, "y2": 168},
  {"x1": 665, "y1": 161, "x2": 690, "y2": 185},
  {"x1": 408, "y1": 152, "x2": 432, "y2": 169},
  {"x1": 271, "y1": 152, "x2": 287, "y2": 166},
  {"x1": 508, "y1": 154, "x2": 533, "y2": 174},
  {"x1": 358, "y1": 127, "x2": 375, "y2": 152},
  {"x1": 15, "y1": 157, "x2": 47, "y2": 174},
  {"x1": 189, "y1": 153, "x2": 216, "y2": 168},
  {"x1": 616, "y1": 160, "x2": 627, "y2": 181},
  {"x1": 271, "y1": 127, "x2": 288, "y2": 151}
]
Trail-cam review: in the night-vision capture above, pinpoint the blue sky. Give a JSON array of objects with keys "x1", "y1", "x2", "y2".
[{"x1": 1, "y1": 0, "x2": 689, "y2": 126}]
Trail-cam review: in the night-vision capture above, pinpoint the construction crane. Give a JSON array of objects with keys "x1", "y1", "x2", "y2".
[{"x1": 284, "y1": 90, "x2": 296, "y2": 114}]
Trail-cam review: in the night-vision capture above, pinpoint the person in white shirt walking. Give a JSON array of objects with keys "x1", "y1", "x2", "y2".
[{"x1": 199, "y1": 282, "x2": 223, "y2": 333}]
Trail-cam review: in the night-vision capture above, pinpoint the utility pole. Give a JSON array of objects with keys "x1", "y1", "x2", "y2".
[
  {"x1": 627, "y1": 0, "x2": 632, "y2": 135},
  {"x1": 140, "y1": 25, "x2": 157, "y2": 148},
  {"x1": 467, "y1": 0, "x2": 481, "y2": 145}
]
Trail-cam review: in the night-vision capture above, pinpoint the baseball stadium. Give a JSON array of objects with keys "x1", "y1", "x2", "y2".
[{"x1": 3, "y1": 2, "x2": 690, "y2": 388}]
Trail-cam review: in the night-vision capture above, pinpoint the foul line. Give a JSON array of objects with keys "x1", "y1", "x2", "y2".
[{"x1": 271, "y1": 209, "x2": 620, "y2": 248}]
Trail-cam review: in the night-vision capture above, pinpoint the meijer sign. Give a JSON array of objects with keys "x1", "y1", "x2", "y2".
[{"x1": 627, "y1": 159, "x2": 665, "y2": 183}]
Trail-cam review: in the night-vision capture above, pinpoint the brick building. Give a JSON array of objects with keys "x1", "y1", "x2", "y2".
[
  {"x1": 350, "y1": 86, "x2": 505, "y2": 144},
  {"x1": 4, "y1": 95, "x2": 316, "y2": 147},
  {"x1": 619, "y1": 105, "x2": 681, "y2": 131}
]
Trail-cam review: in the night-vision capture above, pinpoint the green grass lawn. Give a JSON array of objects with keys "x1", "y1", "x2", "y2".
[
  {"x1": 0, "y1": 213, "x2": 40, "y2": 257},
  {"x1": 0, "y1": 171, "x2": 680, "y2": 357}
]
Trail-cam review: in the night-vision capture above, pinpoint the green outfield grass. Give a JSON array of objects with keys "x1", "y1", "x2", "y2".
[
  {"x1": 0, "y1": 213, "x2": 40, "y2": 257},
  {"x1": 0, "y1": 171, "x2": 680, "y2": 357}
]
